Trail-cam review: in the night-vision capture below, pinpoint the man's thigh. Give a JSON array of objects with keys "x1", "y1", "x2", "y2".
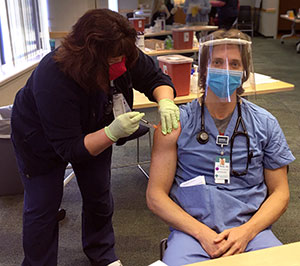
[{"x1": 163, "y1": 230, "x2": 210, "y2": 266}]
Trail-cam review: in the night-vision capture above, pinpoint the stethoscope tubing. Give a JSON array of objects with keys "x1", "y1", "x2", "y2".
[{"x1": 197, "y1": 96, "x2": 252, "y2": 176}]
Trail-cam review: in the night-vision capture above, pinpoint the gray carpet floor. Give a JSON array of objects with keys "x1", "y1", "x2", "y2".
[{"x1": 0, "y1": 35, "x2": 300, "y2": 266}]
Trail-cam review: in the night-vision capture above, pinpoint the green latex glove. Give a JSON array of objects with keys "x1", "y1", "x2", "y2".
[
  {"x1": 158, "y1": 99, "x2": 180, "y2": 135},
  {"x1": 105, "y1": 111, "x2": 145, "y2": 142}
]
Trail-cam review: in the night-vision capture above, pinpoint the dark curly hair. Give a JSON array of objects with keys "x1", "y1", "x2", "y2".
[{"x1": 54, "y1": 9, "x2": 138, "y2": 93}]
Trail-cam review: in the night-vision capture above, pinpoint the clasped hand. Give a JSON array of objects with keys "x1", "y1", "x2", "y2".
[{"x1": 200, "y1": 225, "x2": 253, "y2": 259}]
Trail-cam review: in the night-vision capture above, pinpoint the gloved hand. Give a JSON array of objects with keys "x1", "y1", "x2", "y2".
[
  {"x1": 158, "y1": 99, "x2": 180, "y2": 135},
  {"x1": 105, "y1": 111, "x2": 145, "y2": 142}
]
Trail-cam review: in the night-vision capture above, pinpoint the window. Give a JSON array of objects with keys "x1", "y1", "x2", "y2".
[{"x1": 0, "y1": 0, "x2": 49, "y2": 83}]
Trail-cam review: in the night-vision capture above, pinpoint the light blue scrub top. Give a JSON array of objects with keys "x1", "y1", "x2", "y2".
[{"x1": 170, "y1": 99, "x2": 295, "y2": 233}]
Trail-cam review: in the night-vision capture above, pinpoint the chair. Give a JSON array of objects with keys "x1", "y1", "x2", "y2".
[
  {"x1": 237, "y1": 5, "x2": 254, "y2": 38},
  {"x1": 160, "y1": 238, "x2": 168, "y2": 260},
  {"x1": 114, "y1": 124, "x2": 152, "y2": 179}
]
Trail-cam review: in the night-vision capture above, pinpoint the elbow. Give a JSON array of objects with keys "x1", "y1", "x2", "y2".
[
  {"x1": 283, "y1": 191, "x2": 290, "y2": 212},
  {"x1": 146, "y1": 189, "x2": 156, "y2": 213},
  {"x1": 282, "y1": 184, "x2": 290, "y2": 211},
  {"x1": 146, "y1": 188, "x2": 161, "y2": 214},
  {"x1": 275, "y1": 188, "x2": 290, "y2": 214}
]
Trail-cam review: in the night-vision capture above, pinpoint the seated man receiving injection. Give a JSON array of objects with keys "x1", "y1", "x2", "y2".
[{"x1": 146, "y1": 29, "x2": 295, "y2": 266}]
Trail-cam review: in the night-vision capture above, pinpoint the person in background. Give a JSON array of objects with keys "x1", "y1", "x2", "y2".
[
  {"x1": 146, "y1": 29, "x2": 294, "y2": 266},
  {"x1": 150, "y1": 0, "x2": 171, "y2": 27},
  {"x1": 211, "y1": 0, "x2": 239, "y2": 29},
  {"x1": 208, "y1": 6, "x2": 218, "y2": 25},
  {"x1": 11, "y1": 8, "x2": 179, "y2": 266},
  {"x1": 183, "y1": 0, "x2": 211, "y2": 25},
  {"x1": 165, "y1": 0, "x2": 178, "y2": 25}
]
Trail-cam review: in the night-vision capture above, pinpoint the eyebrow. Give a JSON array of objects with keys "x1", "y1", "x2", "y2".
[
  {"x1": 212, "y1": 58, "x2": 242, "y2": 63},
  {"x1": 230, "y1": 59, "x2": 242, "y2": 64}
]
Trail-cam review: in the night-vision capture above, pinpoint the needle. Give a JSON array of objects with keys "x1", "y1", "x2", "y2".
[{"x1": 140, "y1": 118, "x2": 158, "y2": 129}]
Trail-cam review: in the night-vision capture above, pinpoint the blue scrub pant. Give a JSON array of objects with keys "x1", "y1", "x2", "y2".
[
  {"x1": 163, "y1": 229, "x2": 282, "y2": 266},
  {"x1": 16, "y1": 147, "x2": 117, "y2": 266}
]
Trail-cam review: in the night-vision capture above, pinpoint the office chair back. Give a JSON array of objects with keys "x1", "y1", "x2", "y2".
[{"x1": 237, "y1": 5, "x2": 254, "y2": 37}]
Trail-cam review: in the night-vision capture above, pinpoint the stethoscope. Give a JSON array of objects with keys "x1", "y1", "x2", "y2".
[{"x1": 196, "y1": 96, "x2": 252, "y2": 176}]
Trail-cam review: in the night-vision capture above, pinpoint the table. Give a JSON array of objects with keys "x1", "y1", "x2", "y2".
[
  {"x1": 133, "y1": 79, "x2": 294, "y2": 109},
  {"x1": 49, "y1": 26, "x2": 218, "y2": 41},
  {"x1": 144, "y1": 47, "x2": 199, "y2": 56},
  {"x1": 184, "y1": 241, "x2": 300, "y2": 266},
  {"x1": 279, "y1": 15, "x2": 300, "y2": 53},
  {"x1": 144, "y1": 25, "x2": 218, "y2": 38}
]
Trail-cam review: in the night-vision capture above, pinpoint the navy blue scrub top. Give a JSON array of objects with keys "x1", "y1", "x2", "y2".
[{"x1": 11, "y1": 49, "x2": 174, "y2": 176}]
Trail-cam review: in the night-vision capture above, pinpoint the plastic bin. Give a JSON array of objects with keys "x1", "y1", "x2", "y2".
[
  {"x1": 172, "y1": 28, "x2": 194, "y2": 50},
  {"x1": 158, "y1": 55, "x2": 193, "y2": 96},
  {"x1": 129, "y1": 17, "x2": 146, "y2": 32},
  {"x1": 0, "y1": 105, "x2": 23, "y2": 196}
]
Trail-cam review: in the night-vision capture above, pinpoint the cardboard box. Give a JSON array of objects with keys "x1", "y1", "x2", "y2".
[{"x1": 144, "y1": 39, "x2": 165, "y2": 50}]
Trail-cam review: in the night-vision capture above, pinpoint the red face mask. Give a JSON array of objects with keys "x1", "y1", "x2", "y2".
[{"x1": 109, "y1": 57, "x2": 127, "y2": 81}]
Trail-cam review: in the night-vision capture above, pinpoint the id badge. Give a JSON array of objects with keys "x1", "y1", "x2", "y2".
[
  {"x1": 214, "y1": 156, "x2": 230, "y2": 184},
  {"x1": 112, "y1": 93, "x2": 131, "y2": 118}
]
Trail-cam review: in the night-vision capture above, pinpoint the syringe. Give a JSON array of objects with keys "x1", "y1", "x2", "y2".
[{"x1": 140, "y1": 118, "x2": 158, "y2": 129}]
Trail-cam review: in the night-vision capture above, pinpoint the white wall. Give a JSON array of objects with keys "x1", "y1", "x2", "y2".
[
  {"x1": 118, "y1": 0, "x2": 138, "y2": 11},
  {"x1": 47, "y1": 0, "x2": 130, "y2": 31},
  {"x1": 47, "y1": 0, "x2": 97, "y2": 31},
  {"x1": 48, "y1": 0, "x2": 139, "y2": 31}
]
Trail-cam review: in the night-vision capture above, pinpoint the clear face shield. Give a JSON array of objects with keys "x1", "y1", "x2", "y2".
[{"x1": 198, "y1": 30, "x2": 256, "y2": 103}]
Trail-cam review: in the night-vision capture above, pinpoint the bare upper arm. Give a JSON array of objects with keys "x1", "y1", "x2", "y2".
[
  {"x1": 264, "y1": 166, "x2": 289, "y2": 196},
  {"x1": 147, "y1": 123, "x2": 182, "y2": 195}
]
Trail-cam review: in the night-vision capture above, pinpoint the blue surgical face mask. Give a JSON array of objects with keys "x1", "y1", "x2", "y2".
[{"x1": 206, "y1": 67, "x2": 243, "y2": 99}]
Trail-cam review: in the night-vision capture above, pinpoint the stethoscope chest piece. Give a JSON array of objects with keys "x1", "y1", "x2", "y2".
[{"x1": 197, "y1": 130, "x2": 209, "y2": 144}]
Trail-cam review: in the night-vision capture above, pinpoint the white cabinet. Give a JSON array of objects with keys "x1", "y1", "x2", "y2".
[{"x1": 258, "y1": 0, "x2": 280, "y2": 38}]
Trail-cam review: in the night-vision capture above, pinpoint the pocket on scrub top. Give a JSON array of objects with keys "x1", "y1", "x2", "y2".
[
  {"x1": 175, "y1": 185, "x2": 212, "y2": 220},
  {"x1": 234, "y1": 152, "x2": 264, "y2": 187}
]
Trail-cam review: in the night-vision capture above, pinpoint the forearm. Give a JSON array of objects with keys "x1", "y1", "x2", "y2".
[
  {"x1": 210, "y1": 1, "x2": 225, "y2": 7},
  {"x1": 243, "y1": 189, "x2": 289, "y2": 239},
  {"x1": 153, "y1": 85, "x2": 175, "y2": 102},
  {"x1": 146, "y1": 188, "x2": 212, "y2": 241},
  {"x1": 84, "y1": 128, "x2": 114, "y2": 156}
]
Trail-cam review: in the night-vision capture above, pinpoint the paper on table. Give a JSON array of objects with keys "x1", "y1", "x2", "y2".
[{"x1": 243, "y1": 72, "x2": 279, "y2": 88}]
